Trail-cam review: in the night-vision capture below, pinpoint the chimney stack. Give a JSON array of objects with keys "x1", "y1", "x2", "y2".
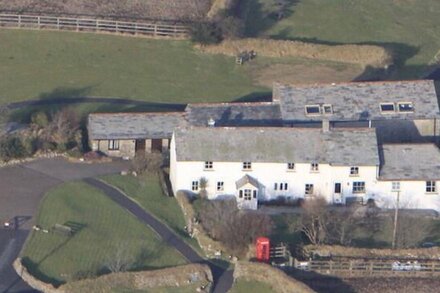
[{"x1": 322, "y1": 119, "x2": 331, "y2": 133}]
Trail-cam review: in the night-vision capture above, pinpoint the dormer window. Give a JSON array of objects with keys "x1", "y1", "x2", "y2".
[
  {"x1": 287, "y1": 162, "x2": 295, "y2": 170},
  {"x1": 380, "y1": 103, "x2": 395, "y2": 113},
  {"x1": 398, "y1": 102, "x2": 414, "y2": 113},
  {"x1": 204, "y1": 161, "x2": 213, "y2": 170},
  {"x1": 322, "y1": 104, "x2": 333, "y2": 115},
  {"x1": 305, "y1": 105, "x2": 321, "y2": 115}
]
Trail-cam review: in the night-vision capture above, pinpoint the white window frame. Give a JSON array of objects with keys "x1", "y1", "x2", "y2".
[
  {"x1": 305, "y1": 105, "x2": 321, "y2": 116},
  {"x1": 322, "y1": 104, "x2": 333, "y2": 115},
  {"x1": 310, "y1": 163, "x2": 319, "y2": 172},
  {"x1": 108, "y1": 140, "x2": 120, "y2": 151},
  {"x1": 243, "y1": 162, "x2": 252, "y2": 170},
  {"x1": 217, "y1": 181, "x2": 224, "y2": 191},
  {"x1": 204, "y1": 161, "x2": 213, "y2": 170},
  {"x1": 350, "y1": 166, "x2": 359, "y2": 176},
  {"x1": 426, "y1": 181, "x2": 436, "y2": 193},
  {"x1": 305, "y1": 184, "x2": 314, "y2": 195},
  {"x1": 287, "y1": 162, "x2": 295, "y2": 171},
  {"x1": 391, "y1": 181, "x2": 400, "y2": 192},
  {"x1": 191, "y1": 181, "x2": 199, "y2": 191},
  {"x1": 243, "y1": 189, "x2": 252, "y2": 201},
  {"x1": 397, "y1": 102, "x2": 414, "y2": 113},
  {"x1": 352, "y1": 181, "x2": 366, "y2": 194},
  {"x1": 380, "y1": 103, "x2": 396, "y2": 114}
]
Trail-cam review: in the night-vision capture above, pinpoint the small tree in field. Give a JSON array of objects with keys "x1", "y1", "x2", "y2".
[{"x1": 190, "y1": 22, "x2": 222, "y2": 45}]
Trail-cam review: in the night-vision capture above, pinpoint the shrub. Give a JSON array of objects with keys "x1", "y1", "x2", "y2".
[
  {"x1": 218, "y1": 16, "x2": 244, "y2": 39},
  {"x1": 190, "y1": 22, "x2": 222, "y2": 45},
  {"x1": 30, "y1": 111, "x2": 49, "y2": 128},
  {"x1": 0, "y1": 136, "x2": 28, "y2": 162},
  {"x1": 131, "y1": 151, "x2": 163, "y2": 174},
  {"x1": 197, "y1": 198, "x2": 273, "y2": 255}
]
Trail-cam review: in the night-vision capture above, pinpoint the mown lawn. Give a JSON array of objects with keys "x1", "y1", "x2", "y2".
[
  {"x1": 101, "y1": 174, "x2": 201, "y2": 252},
  {"x1": 242, "y1": 0, "x2": 440, "y2": 78},
  {"x1": 21, "y1": 181, "x2": 186, "y2": 286},
  {"x1": 229, "y1": 280, "x2": 276, "y2": 293},
  {"x1": 0, "y1": 29, "x2": 267, "y2": 106}
]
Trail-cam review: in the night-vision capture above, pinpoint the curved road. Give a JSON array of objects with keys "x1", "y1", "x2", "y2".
[
  {"x1": 0, "y1": 158, "x2": 233, "y2": 293},
  {"x1": 0, "y1": 158, "x2": 130, "y2": 293}
]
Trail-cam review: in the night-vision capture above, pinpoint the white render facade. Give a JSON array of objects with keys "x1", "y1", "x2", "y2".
[{"x1": 170, "y1": 127, "x2": 440, "y2": 211}]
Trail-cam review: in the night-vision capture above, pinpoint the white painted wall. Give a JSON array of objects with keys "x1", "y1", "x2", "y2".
[
  {"x1": 372, "y1": 180, "x2": 440, "y2": 211},
  {"x1": 170, "y1": 139, "x2": 440, "y2": 211},
  {"x1": 170, "y1": 155, "x2": 378, "y2": 203}
]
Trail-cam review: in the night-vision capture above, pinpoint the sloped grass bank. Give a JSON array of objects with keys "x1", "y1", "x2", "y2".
[{"x1": 21, "y1": 181, "x2": 186, "y2": 285}]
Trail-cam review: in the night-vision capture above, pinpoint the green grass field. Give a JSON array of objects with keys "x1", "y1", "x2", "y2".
[
  {"x1": 229, "y1": 280, "x2": 276, "y2": 293},
  {"x1": 242, "y1": 0, "x2": 440, "y2": 78},
  {"x1": 0, "y1": 29, "x2": 267, "y2": 106},
  {"x1": 21, "y1": 181, "x2": 186, "y2": 286},
  {"x1": 101, "y1": 174, "x2": 201, "y2": 252}
]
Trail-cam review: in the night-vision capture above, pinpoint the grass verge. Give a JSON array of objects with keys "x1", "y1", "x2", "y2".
[
  {"x1": 101, "y1": 174, "x2": 202, "y2": 253},
  {"x1": 21, "y1": 181, "x2": 186, "y2": 286}
]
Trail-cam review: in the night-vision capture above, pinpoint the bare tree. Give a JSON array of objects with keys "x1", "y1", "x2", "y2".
[
  {"x1": 197, "y1": 198, "x2": 273, "y2": 255},
  {"x1": 131, "y1": 151, "x2": 163, "y2": 174},
  {"x1": 294, "y1": 196, "x2": 329, "y2": 245},
  {"x1": 105, "y1": 242, "x2": 134, "y2": 273}
]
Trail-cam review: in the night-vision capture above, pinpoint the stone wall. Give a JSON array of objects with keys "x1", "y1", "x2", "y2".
[
  {"x1": 92, "y1": 139, "x2": 136, "y2": 158},
  {"x1": 60, "y1": 263, "x2": 212, "y2": 293},
  {"x1": 13, "y1": 258, "x2": 59, "y2": 293}
]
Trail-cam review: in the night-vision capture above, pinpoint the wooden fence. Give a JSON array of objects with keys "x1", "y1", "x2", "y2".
[
  {"x1": 294, "y1": 259, "x2": 440, "y2": 277},
  {"x1": 0, "y1": 13, "x2": 190, "y2": 39}
]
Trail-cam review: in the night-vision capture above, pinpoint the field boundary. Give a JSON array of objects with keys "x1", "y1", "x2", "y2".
[
  {"x1": 0, "y1": 13, "x2": 190, "y2": 39},
  {"x1": 294, "y1": 259, "x2": 440, "y2": 277}
]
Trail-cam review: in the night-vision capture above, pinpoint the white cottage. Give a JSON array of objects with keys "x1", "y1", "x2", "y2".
[{"x1": 170, "y1": 126, "x2": 381, "y2": 209}]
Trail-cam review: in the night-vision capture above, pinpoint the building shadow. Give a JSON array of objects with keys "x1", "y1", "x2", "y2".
[{"x1": 288, "y1": 269, "x2": 356, "y2": 293}]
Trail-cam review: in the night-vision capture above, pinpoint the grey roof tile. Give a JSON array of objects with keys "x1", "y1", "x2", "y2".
[
  {"x1": 236, "y1": 175, "x2": 259, "y2": 189},
  {"x1": 88, "y1": 112, "x2": 185, "y2": 140},
  {"x1": 274, "y1": 80, "x2": 440, "y2": 122},
  {"x1": 174, "y1": 127, "x2": 380, "y2": 166},
  {"x1": 185, "y1": 102, "x2": 283, "y2": 127},
  {"x1": 380, "y1": 144, "x2": 440, "y2": 180}
]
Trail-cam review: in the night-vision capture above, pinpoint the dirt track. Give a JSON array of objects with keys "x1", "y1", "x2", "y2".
[{"x1": 0, "y1": 0, "x2": 212, "y2": 21}]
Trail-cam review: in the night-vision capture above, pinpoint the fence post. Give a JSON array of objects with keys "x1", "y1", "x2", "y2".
[
  {"x1": 116, "y1": 21, "x2": 119, "y2": 33},
  {"x1": 76, "y1": 19, "x2": 79, "y2": 32},
  {"x1": 96, "y1": 19, "x2": 99, "y2": 32},
  {"x1": 154, "y1": 24, "x2": 157, "y2": 37},
  {"x1": 18, "y1": 15, "x2": 21, "y2": 28},
  {"x1": 349, "y1": 260, "x2": 353, "y2": 277},
  {"x1": 57, "y1": 17, "x2": 60, "y2": 30},
  {"x1": 329, "y1": 260, "x2": 333, "y2": 274},
  {"x1": 37, "y1": 16, "x2": 40, "y2": 28},
  {"x1": 369, "y1": 262, "x2": 373, "y2": 275}
]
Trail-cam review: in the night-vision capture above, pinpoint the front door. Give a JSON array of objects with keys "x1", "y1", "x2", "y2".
[{"x1": 334, "y1": 183, "x2": 342, "y2": 204}]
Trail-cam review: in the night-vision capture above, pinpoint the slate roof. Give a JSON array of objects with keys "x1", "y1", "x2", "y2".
[
  {"x1": 380, "y1": 144, "x2": 440, "y2": 180},
  {"x1": 174, "y1": 127, "x2": 380, "y2": 166},
  {"x1": 274, "y1": 80, "x2": 440, "y2": 122},
  {"x1": 88, "y1": 112, "x2": 185, "y2": 140},
  {"x1": 185, "y1": 102, "x2": 283, "y2": 127},
  {"x1": 236, "y1": 175, "x2": 260, "y2": 189}
]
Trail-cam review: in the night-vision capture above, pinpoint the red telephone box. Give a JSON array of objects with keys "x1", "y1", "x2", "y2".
[{"x1": 256, "y1": 237, "x2": 270, "y2": 262}]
